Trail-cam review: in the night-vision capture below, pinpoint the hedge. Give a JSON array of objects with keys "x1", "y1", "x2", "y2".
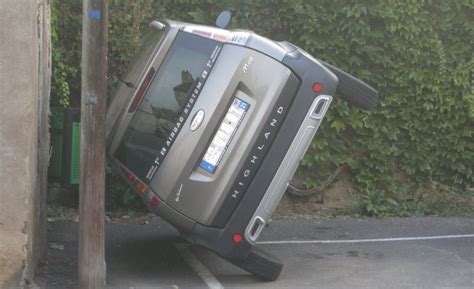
[{"x1": 51, "y1": 0, "x2": 473, "y2": 215}]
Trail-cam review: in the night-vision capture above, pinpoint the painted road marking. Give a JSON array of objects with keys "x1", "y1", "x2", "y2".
[
  {"x1": 257, "y1": 234, "x2": 474, "y2": 245},
  {"x1": 174, "y1": 243, "x2": 224, "y2": 289}
]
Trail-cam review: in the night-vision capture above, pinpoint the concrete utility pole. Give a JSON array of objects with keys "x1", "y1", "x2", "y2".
[{"x1": 78, "y1": 0, "x2": 108, "y2": 288}]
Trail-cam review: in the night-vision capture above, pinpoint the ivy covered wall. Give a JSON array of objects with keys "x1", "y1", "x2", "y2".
[{"x1": 51, "y1": 0, "x2": 473, "y2": 215}]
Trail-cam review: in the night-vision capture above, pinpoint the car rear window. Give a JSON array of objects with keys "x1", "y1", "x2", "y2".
[{"x1": 115, "y1": 32, "x2": 221, "y2": 181}]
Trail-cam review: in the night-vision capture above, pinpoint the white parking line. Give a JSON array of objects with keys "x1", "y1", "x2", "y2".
[
  {"x1": 174, "y1": 243, "x2": 224, "y2": 289},
  {"x1": 257, "y1": 234, "x2": 474, "y2": 245}
]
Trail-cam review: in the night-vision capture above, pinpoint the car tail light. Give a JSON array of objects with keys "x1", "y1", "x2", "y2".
[
  {"x1": 232, "y1": 233, "x2": 242, "y2": 244},
  {"x1": 149, "y1": 195, "x2": 160, "y2": 209}
]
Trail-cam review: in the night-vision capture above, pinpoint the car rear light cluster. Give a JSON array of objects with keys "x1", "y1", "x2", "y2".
[
  {"x1": 126, "y1": 174, "x2": 148, "y2": 194},
  {"x1": 120, "y1": 166, "x2": 149, "y2": 194},
  {"x1": 120, "y1": 166, "x2": 160, "y2": 209},
  {"x1": 134, "y1": 180, "x2": 148, "y2": 194}
]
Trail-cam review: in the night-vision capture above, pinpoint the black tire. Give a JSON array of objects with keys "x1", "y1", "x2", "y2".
[
  {"x1": 228, "y1": 247, "x2": 283, "y2": 281},
  {"x1": 320, "y1": 60, "x2": 379, "y2": 110}
]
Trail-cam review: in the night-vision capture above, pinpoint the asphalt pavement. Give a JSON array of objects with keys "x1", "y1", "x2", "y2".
[{"x1": 35, "y1": 217, "x2": 474, "y2": 289}]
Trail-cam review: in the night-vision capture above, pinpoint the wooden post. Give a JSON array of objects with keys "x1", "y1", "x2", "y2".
[{"x1": 78, "y1": 1, "x2": 108, "y2": 288}]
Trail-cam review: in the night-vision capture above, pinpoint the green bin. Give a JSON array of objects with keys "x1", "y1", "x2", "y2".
[{"x1": 48, "y1": 107, "x2": 81, "y2": 185}]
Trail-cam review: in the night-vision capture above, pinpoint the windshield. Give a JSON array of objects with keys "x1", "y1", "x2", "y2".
[{"x1": 115, "y1": 32, "x2": 221, "y2": 181}]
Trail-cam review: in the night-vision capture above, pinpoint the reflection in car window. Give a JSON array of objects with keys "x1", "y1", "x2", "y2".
[{"x1": 115, "y1": 32, "x2": 219, "y2": 180}]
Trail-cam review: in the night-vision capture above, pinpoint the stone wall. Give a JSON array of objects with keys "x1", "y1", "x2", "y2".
[{"x1": 0, "y1": 0, "x2": 50, "y2": 288}]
